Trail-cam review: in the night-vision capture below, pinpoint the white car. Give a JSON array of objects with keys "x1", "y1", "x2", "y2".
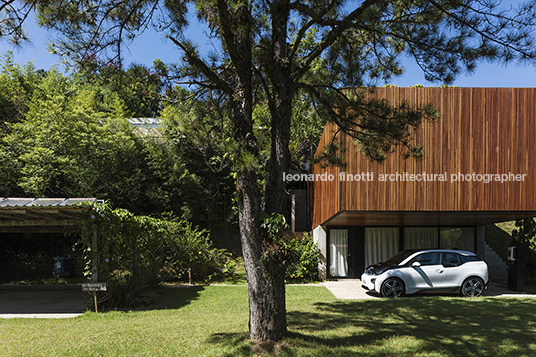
[{"x1": 361, "y1": 249, "x2": 489, "y2": 298}]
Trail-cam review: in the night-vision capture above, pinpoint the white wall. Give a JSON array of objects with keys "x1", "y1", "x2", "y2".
[{"x1": 313, "y1": 225, "x2": 327, "y2": 280}]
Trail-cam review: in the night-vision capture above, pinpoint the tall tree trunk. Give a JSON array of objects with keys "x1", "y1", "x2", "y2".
[
  {"x1": 234, "y1": 95, "x2": 288, "y2": 340},
  {"x1": 263, "y1": 0, "x2": 294, "y2": 215},
  {"x1": 231, "y1": 0, "x2": 288, "y2": 341},
  {"x1": 237, "y1": 169, "x2": 287, "y2": 341}
]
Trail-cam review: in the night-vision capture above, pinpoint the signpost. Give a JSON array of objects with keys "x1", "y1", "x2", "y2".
[{"x1": 82, "y1": 283, "x2": 107, "y2": 312}]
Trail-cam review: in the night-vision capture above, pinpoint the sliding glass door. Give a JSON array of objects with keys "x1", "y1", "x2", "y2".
[{"x1": 329, "y1": 229, "x2": 348, "y2": 277}]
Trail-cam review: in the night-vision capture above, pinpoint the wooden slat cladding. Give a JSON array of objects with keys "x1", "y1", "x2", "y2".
[
  {"x1": 311, "y1": 87, "x2": 536, "y2": 227},
  {"x1": 310, "y1": 123, "x2": 340, "y2": 226}
]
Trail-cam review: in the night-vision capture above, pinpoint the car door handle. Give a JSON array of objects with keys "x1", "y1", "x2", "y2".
[{"x1": 435, "y1": 269, "x2": 444, "y2": 273}]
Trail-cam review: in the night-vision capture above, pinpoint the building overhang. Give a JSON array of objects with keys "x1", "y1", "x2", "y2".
[{"x1": 321, "y1": 210, "x2": 536, "y2": 227}]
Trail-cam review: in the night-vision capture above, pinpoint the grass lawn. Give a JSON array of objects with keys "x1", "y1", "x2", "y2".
[{"x1": 1, "y1": 286, "x2": 536, "y2": 356}]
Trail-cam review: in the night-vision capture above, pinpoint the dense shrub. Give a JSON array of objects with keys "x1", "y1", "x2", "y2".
[
  {"x1": 157, "y1": 222, "x2": 235, "y2": 282},
  {"x1": 285, "y1": 234, "x2": 320, "y2": 282},
  {"x1": 101, "y1": 270, "x2": 161, "y2": 309},
  {"x1": 260, "y1": 213, "x2": 320, "y2": 282},
  {"x1": 78, "y1": 202, "x2": 236, "y2": 308}
]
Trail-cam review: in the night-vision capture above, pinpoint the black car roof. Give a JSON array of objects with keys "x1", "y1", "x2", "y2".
[{"x1": 405, "y1": 249, "x2": 476, "y2": 256}]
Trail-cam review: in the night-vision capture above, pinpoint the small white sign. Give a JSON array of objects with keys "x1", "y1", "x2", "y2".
[{"x1": 82, "y1": 283, "x2": 107, "y2": 292}]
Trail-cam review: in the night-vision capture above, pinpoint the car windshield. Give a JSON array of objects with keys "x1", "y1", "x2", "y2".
[{"x1": 382, "y1": 249, "x2": 420, "y2": 266}]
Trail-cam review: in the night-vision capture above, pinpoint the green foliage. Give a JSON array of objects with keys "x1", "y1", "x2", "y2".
[
  {"x1": 0, "y1": 52, "x2": 45, "y2": 196},
  {"x1": 74, "y1": 57, "x2": 169, "y2": 118},
  {"x1": 102, "y1": 270, "x2": 161, "y2": 309},
  {"x1": 285, "y1": 233, "x2": 320, "y2": 282},
  {"x1": 260, "y1": 213, "x2": 319, "y2": 282},
  {"x1": 259, "y1": 213, "x2": 297, "y2": 279},
  {"x1": 0, "y1": 51, "x2": 43, "y2": 135},
  {"x1": 511, "y1": 218, "x2": 536, "y2": 284},
  {"x1": 0, "y1": 50, "x2": 237, "y2": 228},
  {"x1": 0, "y1": 68, "x2": 146, "y2": 204},
  {"x1": 157, "y1": 221, "x2": 235, "y2": 282},
  {"x1": 157, "y1": 91, "x2": 237, "y2": 227},
  {"x1": 260, "y1": 212, "x2": 290, "y2": 242},
  {"x1": 77, "y1": 202, "x2": 236, "y2": 308}
]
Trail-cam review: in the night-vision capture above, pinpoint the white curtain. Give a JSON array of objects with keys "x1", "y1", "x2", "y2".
[
  {"x1": 329, "y1": 229, "x2": 348, "y2": 277},
  {"x1": 365, "y1": 228, "x2": 399, "y2": 267},
  {"x1": 404, "y1": 227, "x2": 438, "y2": 249}
]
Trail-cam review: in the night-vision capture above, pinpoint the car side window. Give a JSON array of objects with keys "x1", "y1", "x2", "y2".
[
  {"x1": 409, "y1": 252, "x2": 441, "y2": 266},
  {"x1": 460, "y1": 255, "x2": 480, "y2": 264},
  {"x1": 442, "y1": 253, "x2": 461, "y2": 267}
]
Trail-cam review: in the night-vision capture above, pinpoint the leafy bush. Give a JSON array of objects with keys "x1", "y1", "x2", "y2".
[
  {"x1": 285, "y1": 234, "x2": 320, "y2": 282},
  {"x1": 157, "y1": 222, "x2": 236, "y2": 282},
  {"x1": 77, "y1": 202, "x2": 236, "y2": 308},
  {"x1": 101, "y1": 270, "x2": 161, "y2": 309},
  {"x1": 260, "y1": 213, "x2": 320, "y2": 282}
]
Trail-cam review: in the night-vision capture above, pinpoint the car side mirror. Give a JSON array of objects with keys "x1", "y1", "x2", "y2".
[{"x1": 412, "y1": 261, "x2": 421, "y2": 267}]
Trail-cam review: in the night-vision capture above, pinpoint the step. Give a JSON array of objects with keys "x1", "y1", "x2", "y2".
[{"x1": 484, "y1": 242, "x2": 508, "y2": 283}]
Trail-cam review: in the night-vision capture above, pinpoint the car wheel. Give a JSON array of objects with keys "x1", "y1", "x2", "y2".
[
  {"x1": 381, "y1": 278, "x2": 405, "y2": 298},
  {"x1": 461, "y1": 277, "x2": 484, "y2": 298}
]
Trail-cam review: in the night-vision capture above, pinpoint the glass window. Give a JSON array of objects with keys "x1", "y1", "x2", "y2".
[
  {"x1": 365, "y1": 228, "x2": 399, "y2": 267},
  {"x1": 408, "y1": 252, "x2": 441, "y2": 266},
  {"x1": 329, "y1": 229, "x2": 348, "y2": 277},
  {"x1": 442, "y1": 252, "x2": 461, "y2": 267},
  {"x1": 460, "y1": 254, "x2": 480, "y2": 264},
  {"x1": 440, "y1": 227, "x2": 475, "y2": 251},
  {"x1": 404, "y1": 227, "x2": 438, "y2": 249}
]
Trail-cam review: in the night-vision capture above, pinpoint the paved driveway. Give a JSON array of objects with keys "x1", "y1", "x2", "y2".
[
  {"x1": 0, "y1": 285, "x2": 87, "y2": 318},
  {"x1": 323, "y1": 280, "x2": 536, "y2": 299}
]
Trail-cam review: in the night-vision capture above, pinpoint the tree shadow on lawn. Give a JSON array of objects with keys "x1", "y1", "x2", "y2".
[
  {"x1": 140, "y1": 285, "x2": 205, "y2": 311},
  {"x1": 209, "y1": 297, "x2": 536, "y2": 356}
]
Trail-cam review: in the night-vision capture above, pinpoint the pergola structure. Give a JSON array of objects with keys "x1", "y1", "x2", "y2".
[{"x1": 0, "y1": 198, "x2": 102, "y2": 282}]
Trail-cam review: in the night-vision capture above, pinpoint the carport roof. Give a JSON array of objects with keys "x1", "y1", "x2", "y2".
[{"x1": 0, "y1": 198, "x2": 101, "y2": 233}]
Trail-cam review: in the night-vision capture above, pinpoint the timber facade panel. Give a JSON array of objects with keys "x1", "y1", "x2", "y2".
[{"x1": 312, "y1": 87, "x2": 536, "y2": 228}]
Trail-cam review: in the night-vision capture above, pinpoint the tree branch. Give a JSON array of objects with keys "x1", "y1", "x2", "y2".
[
  {"x1": 287, "y1": 0, "x2": 339, "y2": 62},
  {"x1": 167, "y1": 35, "x2": 234, "y2": 95},
  {"x1": 428, "y1": 0, "x2": 536, "y2": 60},
  {"x1": 294, "y1": 0, "x2": 379, "y2": 79}
]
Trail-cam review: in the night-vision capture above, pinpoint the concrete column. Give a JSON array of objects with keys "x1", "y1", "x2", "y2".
[{"x1": 313, "y1": 225, "x2": 327, "y2": 280}]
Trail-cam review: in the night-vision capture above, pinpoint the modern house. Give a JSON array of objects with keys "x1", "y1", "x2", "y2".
[{"x1": 309, "y1": 87, "x2": 536, "y2": 280}]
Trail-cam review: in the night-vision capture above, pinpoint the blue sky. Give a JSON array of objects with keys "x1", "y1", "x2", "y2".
[{"x1": 1, "y1": 11, "x2": 535, "y2": 87}]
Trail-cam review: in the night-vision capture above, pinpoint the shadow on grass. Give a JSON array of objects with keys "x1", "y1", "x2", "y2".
[
  {"x1": 209, "y1": 297, "x2": 536, "y2": 356},
  {"x1": 140, "y1": 285, "x2": 205, "y2": 311},
  {"x1": 207, "y1": 333, "x2": 253, "y2": 357},
  {"x1": 287, "y1": 298, "x2": 536, "y2": 356}
]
